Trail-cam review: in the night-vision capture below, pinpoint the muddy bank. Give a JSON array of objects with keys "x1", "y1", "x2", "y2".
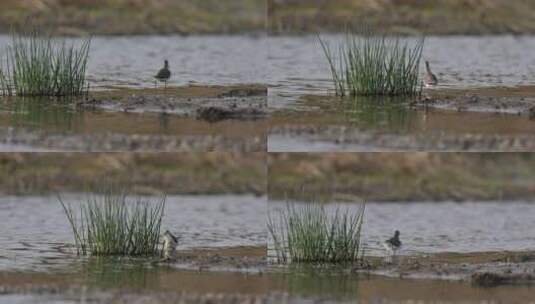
[
  {"x1": 0, "y1": 126, "x2": 266, "y2": 152},
  {"x1": 0, "y1": 153, "x2": 265, "y2": 196},
  {"x1": 359, "y1": 251, "x2": 535, "y2": 287},
  {"x1": 85, "y1": 85, "x2": 268, "y2": 121},
  {"x1": 278, "y1": 85, "x2": 535, "y2": 118},
  {"x1": 0, "y1": 290, "x2": 279, "y2": 304},
  {"x1": 268, "y1": 251, "x2": 535, "y2": 286},
  {"x1": 169, "y1": 246, "x2": 267, "y2": 272},
  {"x1": 270, "y1": 124, "x2": 535, "y2": 152},
  {"x1": 0, "y1": 246, "x2": 271, "y2": 303},
  {"x1": 269, "y1": 86, "x2": 535, "y2": 152},
  {"x1": 269, "y1": 0, "x2": 535, "y2": 35},
  {"x1": 0, "y1": 246, "x2": 267, "y2": 285},
  {"x1": 0, "y1": 85, "x2": 267, "y2": 152},
  {"x1": 268, "y1": 153, "x2": 535, "y2": 202},
  {"x1": 3, "y1": 249, "x2": 535, "y2": 303},
  {"x1": 0, "y1": 0, "x2": 264, "y2": 35},
  {"x1": 419, "y1": 85, "x2": 535, "y2": 116}
]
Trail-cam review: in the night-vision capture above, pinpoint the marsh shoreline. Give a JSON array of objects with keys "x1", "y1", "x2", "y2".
[
  {"x1": 83, "y1": 84, "x2": 268, "y2": 120},
  {"x1": 0, "y1": 84, "x2": 268, "y2": 152},
  {"x1": 269, "y1": 85, "x2": 535, "y2": 152},
  {"x1": 2, "y1": 249, "x2": 535, "y2": 303},
  {"x1": 360, "y1": 250, "x2": 535, "y2": 286}
]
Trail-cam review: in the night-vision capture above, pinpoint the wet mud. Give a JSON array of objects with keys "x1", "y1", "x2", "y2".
[
  {"x1": 269, "y1": 87, "x2": 535, "y2": 151},
  {"x1": 165, "y1": 246, "x2": 267, "y2": 272},
  {"x1": 3, "y1": 249, "x2": 535, "y2": 303},
  {"x1": 0, "y1": 85, "x2": 267, "y2": 151},
  {"x1": 0, "y1": 126, "x2": 265, "y2": 152},
  {"x1": 0, "y1": 246, "x2": 271, "y2": 304},
  {"x1": 419, "y1": 85, "x2": 535, "y2": 116},
  {"x1": 360, "y1": 251, "x2": 535, "y2": 287},
  {"x1": 85, "y1": 85, "x2": 268, "y2": 120}
]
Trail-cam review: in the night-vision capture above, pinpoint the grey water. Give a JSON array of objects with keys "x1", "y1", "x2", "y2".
[
  {"x1": 0, "y1": 35, "x2": 267, "y2": 88},
  {"x1": 268, "y1": 35, "x2": 535, "y2": 106},
  {"x1": 0, "y1": 194, "x2": 266, "y2": 272},
  {"x1": 0, "y1": 35, "x2": 532, "y2": 100},
  {"x1": 269, "y1": 201, "x2": 535, "y2": 256}
]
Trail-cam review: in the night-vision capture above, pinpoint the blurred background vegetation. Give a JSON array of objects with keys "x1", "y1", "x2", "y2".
[
  {"x1": 269, "y1": 153, "x2": 535, "y2": 202},
  {"x1": 3, "y1": 1, "x2": 533, "y2": 35},
  {"x1": 269, "y1": 0, "x2": 535, "y2": 35},
  {"x1": 0, "y1": 153, "x2": 265, "y2": 195},
  {"x1": 0, "y1": 0, "x2": 265, "y2": 35}
]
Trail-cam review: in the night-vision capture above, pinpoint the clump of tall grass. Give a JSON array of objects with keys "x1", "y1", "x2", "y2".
[
  {"x1": 59, "y1": 190, "x2": 165, "y2": 256},
  {"x1": 268, "y1": 202, "x2": 365, "y2": 264},
  {"x1": 319, "y1": 30, "x2": 424, "y2": 97},
  {"x1": 0, "y1": 30, "x2": 90, "y2": 97}
]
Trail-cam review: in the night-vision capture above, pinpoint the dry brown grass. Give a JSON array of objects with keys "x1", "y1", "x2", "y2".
[
  {"x1": 0, "y1": 153, "x2": 265, "y2": 195},
  {"x1": 268, "y1": 153, "x2": 535, "y2": 202},
  {"x1": 0, "y1": 0, "x2": 265, "y2": 35},
  {"x1": 269, "y1": 0, "x2": 535, "y2": 35}
]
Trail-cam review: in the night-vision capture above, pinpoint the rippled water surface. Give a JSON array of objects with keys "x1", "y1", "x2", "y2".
[
  {"x1": 3, "y1": 270, "x2": 535, "y2": 304},
  {"x1": 268, "y1": 95, "x2": 535, "y2": 152},
  {"x1": 0, "y1": 35, "x2": 267, "y2": 152},
  {"x1": 268, "y1": 35, "x2": 535, "y2": 105},
  {"x1": 269, "y1": 201, "x2": 535, "y2": 256},
  {"x1": 0, "y1": 35, "x2": 266, "y2": 88},
  {"x1": 0, "y1": 98, "x2": 265, "y2": 136},
  {"x1": 0, "y1": 194, "x2": 266, "y2": 272}
]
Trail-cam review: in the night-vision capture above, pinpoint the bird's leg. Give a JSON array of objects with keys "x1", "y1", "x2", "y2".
[
  {"x1": 392, "y1": 249, "x2": 398, "y2": 264},
  {"x1": 384, "y1": 252, "x2": 392, "y2": 264}
]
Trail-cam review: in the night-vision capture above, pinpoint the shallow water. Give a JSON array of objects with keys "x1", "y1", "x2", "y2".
[
  {"x1": 0, "y1": 143, "x2": 57, "y2": 152},
  {"x1": 2, "y1": 270, "x2": 535, "y2": 304},
  {"x1": 268, "y1": 134, "x2": 382, "y2": 152},
  {"x1": 268, "y1": 270, "x2": 535, "y2": 303},
  {"x1": 0, "y1": 98, "x2": 265, "y2": 137},
  {"x1": 0, "y1": 35, "x2": 266, "y2": 88},
  {"x1": 268, "y1": 35, "x2": 535, "y2": 152},
  {"x1": 0, "y1": 35, "x2": 267, "y2": 151},
  {"x1": 269, "y1": 201, "x2": 535, "y2": 256},
  {"x1": 268, "y1": 95, "x2": 535, "y2": 152},
  {"x1": 0, "y1": 98, "x2": 266, "y2": 151},
  {"x1": 0, "y1": 194, "x2": 266, "y2": 272},
  {"x1": 268, "y1": 35, "x2": 535, "y2": 106}
]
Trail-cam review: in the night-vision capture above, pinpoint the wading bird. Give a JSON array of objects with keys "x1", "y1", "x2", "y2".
[
  {"x1": 155, "y1": 60, "x2": 171, "y2": 88},
  {"x1": 383, "y1": 230, "x2": 402, "y2": 263},
  {"x1": 162, "y1": 230, "x2": 178, "y2": 260},
  {"x1": 424, "y1": 61, "x2": 438, "y2": 87}
]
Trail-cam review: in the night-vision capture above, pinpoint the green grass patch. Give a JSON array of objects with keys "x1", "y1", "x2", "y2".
[
  {"x1": 319, "y1": 30, "x2": 424, "y2": 97},
  {"x1": 59, "y1": 189, "x2": 165, "y2": 256},
  {"x1": 1, "y1": 30, "x2": 90, "y2": 96},
  {"x1": 268, "y1": 202, "x2": 365, "y2": 264}
]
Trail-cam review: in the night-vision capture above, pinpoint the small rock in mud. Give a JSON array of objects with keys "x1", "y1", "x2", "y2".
[
  {"x1": 218, "y1": 87, "x2": 267, "y2": 98},
  {"x1": 196, "y1": 106, "x2": 265, "y2": 122},
  {"x1": 471, "y1": 272, "x2": 535, "y2": 287},
  {"x1": 472, "y1": 272, "x2": 504, "y2": 287},
  {"x1": 528, "y1": 106, "x2": 535, "y2": 119}
]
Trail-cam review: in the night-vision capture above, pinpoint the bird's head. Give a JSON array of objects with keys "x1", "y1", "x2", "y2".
[
  {"x1": 394, "y1": 230, "x2": 400, "y2": 237},
  {"x1": 163, "y1": 230, "x2": 178, "y2": 242},
  {"x1": 164, "y1": 60, "x2": 169, "y2": 68}
]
